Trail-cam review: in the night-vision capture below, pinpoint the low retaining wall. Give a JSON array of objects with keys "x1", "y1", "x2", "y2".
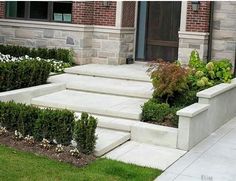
[
  {"x1": 0, "y1": 83, "x2": 65, "y2": 104},
  {"x1": 177, "y1": 78, "x2": 236, "y2": 151}
]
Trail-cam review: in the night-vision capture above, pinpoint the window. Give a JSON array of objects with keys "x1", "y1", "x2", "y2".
[
  {"x1": 6, "y1": 1, "x2": 72, "y2": 23},
  {"x1": 6, "y1": 1, "x2": 25, "y2": 18}
]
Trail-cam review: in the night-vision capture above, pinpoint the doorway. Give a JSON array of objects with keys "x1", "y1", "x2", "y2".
[{"x1": 135, "y1": 1, "x2": 181, "y2": 61}]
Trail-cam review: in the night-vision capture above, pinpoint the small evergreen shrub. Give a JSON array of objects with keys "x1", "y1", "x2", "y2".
[
  {"x1": 34, "y1": 108, "x2": 75, "y2": 145},
  {"x1": 0, "y1": 101, "x2": 74, "y2": 145},
  {"x1": 74, "y1": 113, "x2": 97, "y2": 155},
  {"x1": 0, "y1": 44, "x2": 74, "y2": 64},
  {"x1": 0, "y1": 59, "x2": 51, "y2": 92},
  {"x1": 141, "y1": 99, "x2": 170, "y2": 123}
]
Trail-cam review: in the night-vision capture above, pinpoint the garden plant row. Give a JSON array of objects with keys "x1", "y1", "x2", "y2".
[
  {"x1": 142, "y1": 50, "x2": 233, "y2": 128},
  {"x1": 0, "y1": 101, "x2": 97, "y2": 155}
]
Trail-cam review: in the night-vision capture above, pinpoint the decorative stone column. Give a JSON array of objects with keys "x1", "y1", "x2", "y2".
[{"x1": 178, "y1": 1, "x2": 211, "y2": 64}]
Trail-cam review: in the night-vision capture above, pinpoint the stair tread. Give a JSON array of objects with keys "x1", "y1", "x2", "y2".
[
  {"x1": 48, "y1": 74, "x2": 153, "y2": 98},
  {"x1": 65, "y1": 64, "x2": 151, "y2": 82},
  {"x1": 31, "y1": 90, "x2": 146, "y2": 120},
  {"x1": 95, "y1": 127, "x2": 130, "y2": 156}
]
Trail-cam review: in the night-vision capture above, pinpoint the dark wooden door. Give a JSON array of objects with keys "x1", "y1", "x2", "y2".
[{"x1": 146, "y1": 2, "x2": 181, "y2": 61}]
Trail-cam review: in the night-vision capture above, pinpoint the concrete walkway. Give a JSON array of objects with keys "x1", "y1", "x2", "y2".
[{"x1": 156, "y1": 116, "x2": 236, "y2": 181}]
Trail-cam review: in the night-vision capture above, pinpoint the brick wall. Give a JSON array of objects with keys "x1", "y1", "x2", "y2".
[
  {"x1": 72, "y1": 1, "x2": 116, "y2": 26},
  {"x1": 0, "y1": 2, "x2": 5, "y2": 19},
  {"x1": 122, "y1": 1, "x2": 136, "y2": 27},
  {"x1": 186, "y1": 1, "x2": 211, "y2": 32}
]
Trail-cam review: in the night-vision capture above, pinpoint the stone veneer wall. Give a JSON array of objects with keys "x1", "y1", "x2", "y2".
[
  {"x1": 0, "y1": 19, "x2": 135, "y2": 65},
  {"x1": 211, "y1": 2, "x2": 236, "y2": 66}
]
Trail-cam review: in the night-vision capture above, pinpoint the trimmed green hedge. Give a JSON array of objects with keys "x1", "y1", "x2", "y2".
[
  {"x1": 0, "y1": 44, "x2": 74, "y2": 64},
  {"x1": 0, "y1": 101, "x2": 75, "y2": 145},
  {"x1": 0, "y1": 59, "x2": 51, "y2": 92},
  {"x1": 74, "y1": 113, "x2": 97, "y2": 154}
]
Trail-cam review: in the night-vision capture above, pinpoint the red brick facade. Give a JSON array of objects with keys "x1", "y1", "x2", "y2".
[
  {"x1": 186, "y1": 1, "x2": 211, "y2": 32},
  {"x1": 0, "y1": 2, "x2": 5, "y2": 19},
  {"x1": 72, "y1": 1, "x2": 116, "y2": 26},
  {"x1": 122, "y1": 1, "x2": 136, "y2": 27}
]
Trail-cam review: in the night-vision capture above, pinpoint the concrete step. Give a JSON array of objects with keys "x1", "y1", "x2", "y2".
[
  {"x1": 76, "y1": 113, "x2": 177, "y2": 149},
  {"x1": 75, "y1": 112, "x2": 138, "y2": 132},
  {"x1": 31, "y1": 90, "x2": 146, "y2": 120},
  {"x1": 95, "y1": 128, "x2": 130, "y2": 156},
  {"x1": 48, "y1": 74, "x2": 153, "y2": 99},
  {"x1": 65, "y1": 63, "x2": 151, "y2": 82},
  {"x1": 105, "y1": 141, "x2": 186, "y2": 170}
]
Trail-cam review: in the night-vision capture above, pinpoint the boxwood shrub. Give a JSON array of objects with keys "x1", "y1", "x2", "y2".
[
  {"x1": 0, "y1": 101, "x2": 74, "y2": 145},
  {"x1": 0, "y1": 44, "x2": 74, "y2": 64},
  {"x1": 74, "y1": 112, "x2": 97, "y2": 154},
  {"x1": 0, "y1": 59, "x2": 51, "y2": 92}
]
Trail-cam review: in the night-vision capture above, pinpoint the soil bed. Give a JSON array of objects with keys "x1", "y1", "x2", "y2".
[{"x1": 0, "y1": 131, "x2": 96, "y2": 167}]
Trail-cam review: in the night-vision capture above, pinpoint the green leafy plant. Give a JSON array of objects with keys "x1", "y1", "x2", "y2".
[
  {"x1": 74, "y1": 113, "x2": 97, "y2": 155},
  {"x1": 149, "y1": 61, "x2": 190, "y2": 103},
  {"x1": 0, "y1": 101, "x2": 74, "y2": 145},
  {"x1": 0, "y1": 59, "x2": 51, "y2": 92},
  {"x1": 141, "y1": 99, "x2": 170, "y2": 123},
  {"x1": 0, "y1": 44, "x2": 75, "y2": 64}
]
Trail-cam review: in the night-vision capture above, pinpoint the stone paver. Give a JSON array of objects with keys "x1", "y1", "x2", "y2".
[
  {"x1": 95, "y1": 128, "x2": 130, "y2": 156},
  {"x1": 105, "y1": 141, "x2": 186, "y2": 170},
  {"x1": 31, "y1": 90, "x2": 147, "y2": 120},
  {"x1": 156, "y1": 116, "x2": 236, "y2": 181},
  {"x1": 65, "y1": 63, "x2": 151, "y2": 82},
  {"x1": 48, "y1": 73, "x2": 153, "y2": 98}
]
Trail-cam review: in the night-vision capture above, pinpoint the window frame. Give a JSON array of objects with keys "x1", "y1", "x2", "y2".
[{"x1": 5, "y1": 1, "x2": 72, "y2": 23}]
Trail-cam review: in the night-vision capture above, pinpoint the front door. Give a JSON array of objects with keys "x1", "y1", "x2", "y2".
[{"x1": 136, "y1": 2, "x2": 181, "y2": 61}]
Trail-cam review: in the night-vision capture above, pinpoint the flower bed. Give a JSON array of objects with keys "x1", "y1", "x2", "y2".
[
  {"x1": 0, "y1": 44, "x2": 74, "y2": 64},
  {"x1": 0, "y1": 101, "x2": 97, "y2": 155},
  {"x1": 142, "y1": 50, "x2": 233, "y2": 128}
]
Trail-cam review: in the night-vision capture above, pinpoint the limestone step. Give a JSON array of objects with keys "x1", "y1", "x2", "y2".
[
  {"x1": 75, "y1": 112, "x2": 138, "y2": 132},
  {"x1": 105, "y1": 141, "x2": 186, "y2": 170},
  {"x1": 48, "y1": 74, "x2": 153, "y2": 99},
  {"x1": 31, "y1": 90, "x2": 146, "y2": 120},
  {"x1": 95, "y1": 128, "x2": 130, "y2": 156},
  {"x1": 65, "y1": 63, "x2": 151, "y2": 82}
]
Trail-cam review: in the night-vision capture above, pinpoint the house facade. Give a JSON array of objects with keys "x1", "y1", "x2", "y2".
[{"x1": 0, "y1": 1, "x2": 235, "y2": 65}]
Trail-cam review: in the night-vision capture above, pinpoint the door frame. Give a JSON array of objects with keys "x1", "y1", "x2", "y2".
[{"x1": 134, "y1": 1, "x2": 182, "y2": 62}]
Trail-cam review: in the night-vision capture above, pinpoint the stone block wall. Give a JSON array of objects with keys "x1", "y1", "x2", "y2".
[
  {"x1": 0, "y1": 20, "x2": 135, "y2": 65},
  {"x1": 211, "y1": 1, "x2": 236, "y2": 65}
]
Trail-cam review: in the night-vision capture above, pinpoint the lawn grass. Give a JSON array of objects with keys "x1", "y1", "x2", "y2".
[{"x1": 0, "y1": 144, "x2": 162, "y2": 181}]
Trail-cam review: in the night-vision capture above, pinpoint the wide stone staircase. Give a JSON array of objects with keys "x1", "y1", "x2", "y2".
[{"x1": 31, "y1": 63, "x2": 186, "y2": 169}]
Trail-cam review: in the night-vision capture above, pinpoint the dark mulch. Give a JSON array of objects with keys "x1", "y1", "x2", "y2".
[
  {"x1": 0, "y1": 131, "x2": 96, "y2": 167},
  {"x1": 145, "y1": 118, "x2": 177, "y2": 128}
]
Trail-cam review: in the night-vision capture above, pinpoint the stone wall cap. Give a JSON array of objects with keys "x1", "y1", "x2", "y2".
[
  {"x1": 0, "y1": 19, "x2": 135, "y2": 33},
  {"x1": 177, "y1": 103, "x2": 209, "y2": 117},
  {"x1": 197, "y1": 80, "x2": 236, "y2": 99},
  {"x1": 132, "y1": 122, "x2": 178, "y2": 133}
]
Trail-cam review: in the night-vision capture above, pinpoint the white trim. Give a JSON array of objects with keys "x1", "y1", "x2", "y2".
[
  {"x1": 180, "y1": 1, "x2": 188, "y2": 32},
  {"x1": 0, "y1": 19, "x2": 135, "y2": 33},
  {"x1": 115, "y1": 1, "x2": 123, "y2": 27},
  {"x1": 178, "y1": 31, "x2": 209, "y2": 40}
]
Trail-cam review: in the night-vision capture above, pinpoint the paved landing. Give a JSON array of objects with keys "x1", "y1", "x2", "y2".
[
  {"x1": 156, "y1": 116, "x2": 236, "y2": 181},
  {"x1": 48, "y1": 73, "x2": 153, "y2": 99},
  {"x1": 65, "y1": 63, "x2": 151, "y2": 82},
  {"x1": 31, "y1": 90, "x2": 147, "y2": 120},
  {"x1": 105, "y1": 141, "x2": 186, "y2": 170}
]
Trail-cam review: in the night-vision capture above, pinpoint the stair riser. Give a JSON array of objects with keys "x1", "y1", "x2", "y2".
[
  {"x1": 32, "y1": 100, "x2": 141, "y2": 121},
  {"x1": 64, "y1": 70, "x2": 150, "y2": 83},
  {"x1": 66, "y1": 84, "x2": 151, "y2": 99}
]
